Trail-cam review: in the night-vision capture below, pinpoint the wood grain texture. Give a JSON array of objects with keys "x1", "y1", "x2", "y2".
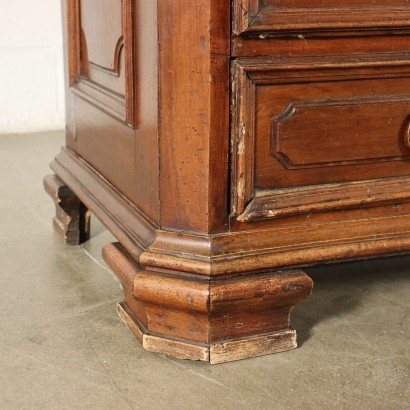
[
  {"x1": 233, "y1": 0, "x2": 410, "y2": 36},
  {"x1": 45, "y1": 161, "x2": 409, "y2": 278},
  {"x1": 238, "y1": 177, "x2": 410, "y2": 222},
  {"x1": 209, "y1": 330, "x2": 296, "y2": 365},
  {"x1": 271, "y1": 97, "x2": 410, "y2": 169},
  {"x1": 63, "y1": 0, "x2": 160, "y2": 223},
  {"x1": 158, "y1": 0, "x2": 230, "y2": 233},
  {"x1": 46, "y1": 0, "x2": 410, "y2": 363},
  {"x1": 231, "y1": 54, "x2": 410, "y2": 220},
  {"x1": 117, "y1": 303, "x2": 210, "y2": 361},
  {"x1": 233, "y1": 33, "x2": 410, "y2": 58},
  {"x1": 209, "y1": 271, "x2": 313, "y2": 342},
  {"x1": 66, "y1": 0, "x2": 137, "y2": 127},
  {"x1": 51, "y1": 148, "x2": 156, "y2": 261},
  {"x1": 105, "y1": 244, "x2": 312, "y2": 363}
]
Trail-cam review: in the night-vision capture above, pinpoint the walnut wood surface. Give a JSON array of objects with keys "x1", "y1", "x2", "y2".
[
  {"x1": 46, "y1": 0, "x2": 410, "y2": 362},
  {"x1": 231, "y1": 55, "x2": 410, "y2": 220},
  {"x1": 158, "y1": 0, "x2": 230, "y2": 233},
  {"x1": 63, "y1": 0, "x2": 159, "y2": 222},
  {"x1": 233, "y1": 0, "x2": 410, "y2": 36},
  {"x1": 105, "y1": 243, "x2": 313, "y2": 364}
]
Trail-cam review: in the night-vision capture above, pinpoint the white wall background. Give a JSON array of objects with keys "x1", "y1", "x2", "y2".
[{"x1": 0, "y1": 0, "x2": 65, "y2": 133}]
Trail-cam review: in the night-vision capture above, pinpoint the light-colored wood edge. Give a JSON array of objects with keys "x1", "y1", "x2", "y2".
[
  {"x1": 209, "y1": 330, "x2": 297, "y2": 365},
  {"x1": 143, "y1": 335, "x2": 210, "y2": 362}
]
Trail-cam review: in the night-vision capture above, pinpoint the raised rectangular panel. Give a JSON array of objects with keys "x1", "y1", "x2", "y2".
[
  {"x1": 231, "y1": 55, "x2": 410, "y2": 221},
  {"x1": 80, "y1": 0, "x2": 123, "y2": 74},
  {"x1": 272, "y1": 96, "x2": 410, "y2": 169},
  {"x1": 61, "y1": 0, "x2": 160, "y2": 221},
  {"x1": 233, "y1": 0, "x2": 410, "y2": 36},
  {"x1": 66, "y1": 0, "x2": 137, "y2": 128}
]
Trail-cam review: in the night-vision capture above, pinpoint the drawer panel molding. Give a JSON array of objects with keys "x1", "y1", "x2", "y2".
[
  {"x1": 233, "y1": 0, "x2": 410, "y2": 36},
  {"x1": 231, "y1": 54, "x2": 410, "y2": 221},
  {"x1": 272, "y1": 95, "x2": 410, "y2": 169}
]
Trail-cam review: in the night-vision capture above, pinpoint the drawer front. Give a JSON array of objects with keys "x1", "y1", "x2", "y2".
[
  {"x1": 231, "y1": 55, "x2": 410, "y2": 221},
  {"x1": 233, "y1": 0, "x2": 410, "y2": 36}
]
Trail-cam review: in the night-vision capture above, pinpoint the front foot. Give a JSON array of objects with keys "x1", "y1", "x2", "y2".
[
  {"x1": 103, "y1": 242, "x2": 314, "y2": 364},
  {"x1": 44, "y1": 174, "x2": 90, "y2": 245}
]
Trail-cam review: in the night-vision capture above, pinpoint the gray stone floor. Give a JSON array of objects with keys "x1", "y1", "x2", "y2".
[{"x1": 0, "y1": 132, "x2": 409, "y2": 409}]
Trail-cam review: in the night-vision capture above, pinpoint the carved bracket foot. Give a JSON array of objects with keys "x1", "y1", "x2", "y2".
[
  {"x1": 44, "y1": 175, "x2": 91, "y2": 245},
  {"x1": 103, "y1": 242, "x2": 314, "y2": 364}
]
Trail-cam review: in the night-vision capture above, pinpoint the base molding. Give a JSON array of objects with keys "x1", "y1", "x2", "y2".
[
  {"x1": 49, "y1": 148, "x2": 410, "y2": 275},
  {"x1": 45, "y1": 148, "x2": 410, "y2": 363}
]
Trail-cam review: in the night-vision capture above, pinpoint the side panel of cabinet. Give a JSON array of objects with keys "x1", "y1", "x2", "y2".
[{"x1": 63, "y1": 0, "x2": 159, "y2": 223}]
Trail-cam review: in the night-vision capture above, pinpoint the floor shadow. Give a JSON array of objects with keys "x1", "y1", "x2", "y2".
[
  {"x1": 292, "y1": 255, "x2": 410, "y2": 346},
  {"x1": 90, "y1": 217, "x2": 108, "y2": 237}
]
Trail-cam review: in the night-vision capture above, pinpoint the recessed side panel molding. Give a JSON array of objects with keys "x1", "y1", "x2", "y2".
[
  {"x1": 66, "y1": 0, "x2": 137, "y2": 127},
  {"x1": 272, "y1": 96, "x2": 410, "y2": 170}
]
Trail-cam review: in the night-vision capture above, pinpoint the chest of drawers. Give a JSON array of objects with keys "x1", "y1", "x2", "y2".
[{"x1": 45, "y1": 0, "x2": 410, "y2": 363}]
